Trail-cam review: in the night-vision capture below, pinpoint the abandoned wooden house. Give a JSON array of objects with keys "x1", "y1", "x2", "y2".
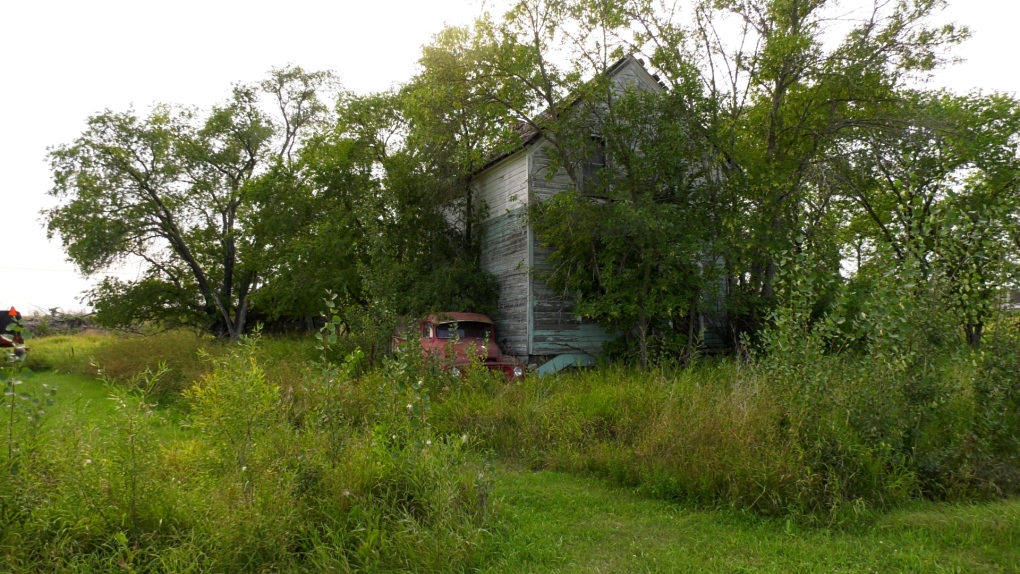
[{"x1": 471, "y1": 55, "x2": 707, "y2": 375}]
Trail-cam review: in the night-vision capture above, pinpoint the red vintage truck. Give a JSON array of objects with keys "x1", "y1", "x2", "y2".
[{"x1": 396, "y1": 312, "x2": 526, "y2": 379}]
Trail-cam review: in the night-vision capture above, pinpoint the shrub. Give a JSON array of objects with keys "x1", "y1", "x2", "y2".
[
  {"x1": 430, "y1": 290, "x2": 1020, "y2": 523},
  {"x1": 0, "y1": 333, "x2": 498, "y2": 572},
  {"x1": 972, "y1": 318, "x2": 1020, "y2": 492},
  {"x1": 25, "y1": 330, "x2": 320, "y2": 399}
]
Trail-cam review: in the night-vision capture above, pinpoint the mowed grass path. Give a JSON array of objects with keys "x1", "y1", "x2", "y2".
[
  {"x1": 29, "y1": 370, "x2": 191, "y2": 442},
  {"x1": 487, "y1": 469, "x2": 1020, "y2": 573},
  {"x1": 28, "y1": 371, "x2": 1020, "y2": 573}
]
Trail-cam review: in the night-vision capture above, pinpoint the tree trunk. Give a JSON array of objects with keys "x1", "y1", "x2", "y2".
[
  {"x1": 637, "y1": 312, "x2": 649, "y2": 370},
  {"x1": 685, "y1": 297, "x2": 698, "y2": 363},
  {"x1": 965, "y1": 322, "x2": 983, "y2": 348},
  {"x1": 465, "y1": 184, "x2": 473, "y2": 247}
]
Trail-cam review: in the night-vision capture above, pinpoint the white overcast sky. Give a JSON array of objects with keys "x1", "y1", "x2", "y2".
[{"x1": 2, "y1": 0, "x2": 1018, "y2": 315}]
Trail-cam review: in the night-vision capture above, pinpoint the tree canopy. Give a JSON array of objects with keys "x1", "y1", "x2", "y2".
[
  {"x1": 47, "y1": 67, "x2": 336, "y2": 338},
  {"x1": 45, "y1": 0, "x2": 1020, "y2": 358}
]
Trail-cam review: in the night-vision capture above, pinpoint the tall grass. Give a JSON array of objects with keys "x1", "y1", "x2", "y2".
[
  {"x1": 25, "y1": 330, "x2": 319, "y2": 399},
  {"x1": 432, "y1": 331, "x2": 1020, "y2": 523},
  {"x1": 1, "y1": 336, "x2": 497, "y2": 572},
  {"x1": 433, "y1": 364, "x2": 806, "y2": 515},
  {"x1": 6, "y1": 307, "x2": 1019, "y2": 569}
]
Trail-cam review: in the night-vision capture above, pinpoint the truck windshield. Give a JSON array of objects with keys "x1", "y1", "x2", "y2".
[{"x1": 436, "y1": 321, "x2": 492, "y2": 340}]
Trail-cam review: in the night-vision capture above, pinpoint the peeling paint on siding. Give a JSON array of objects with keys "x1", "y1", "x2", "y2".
[
  {"x1": 478, "y1": 208, "x2": 529, "y2": 355},
  {"x1": 473, "y1": 149, "x2": 529, "y2": 222},
  {"x1": 474, "y1": 56, "x2": 670, "y2": 360}
]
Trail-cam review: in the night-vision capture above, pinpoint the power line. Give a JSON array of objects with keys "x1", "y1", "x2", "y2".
[
  {"x1": 0, "y1": 266, "x2": 142, "y2": 276},
  {"x1": 0, "y1": 266, "x2": 78, "y2": 272}
]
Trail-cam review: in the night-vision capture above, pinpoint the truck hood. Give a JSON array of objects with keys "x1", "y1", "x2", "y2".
[{"x1": 438, "y1": 338, "x2": 502, "y2": 363}]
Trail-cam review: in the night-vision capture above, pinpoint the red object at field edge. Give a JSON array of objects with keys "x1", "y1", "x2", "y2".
[{"x1": 396, "y1": 312, "x2": 526, "y2": 379}]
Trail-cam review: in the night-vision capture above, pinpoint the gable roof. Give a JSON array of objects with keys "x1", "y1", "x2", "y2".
[{"x1": 475, "y1": 55, "x2": 662, "y2": 174}]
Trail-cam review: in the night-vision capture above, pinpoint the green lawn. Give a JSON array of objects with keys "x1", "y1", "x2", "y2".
[
  {"x1": 28, "y1": 369, "x2": 191, "y2": 443},
  {"x1": 486, "y1": 469, "x2": 1020, "y2": 573},
  {"x1": 24, "y1": 370, "x2": 1020, "y2": 573}
]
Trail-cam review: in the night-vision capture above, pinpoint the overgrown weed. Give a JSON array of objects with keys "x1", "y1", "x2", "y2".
[
  {"x1": 4, "y1": 298, "x2": 1019, "y2": 568},
  {"x1": 431, "y1": 331, "x2": 1020, "y2": 526},
  {"x1": 26, "y1": 329, "x2": 319, "y2": 400},
  {"x1": 0, "y1": 332, "x2": 498, "y2": 572}
]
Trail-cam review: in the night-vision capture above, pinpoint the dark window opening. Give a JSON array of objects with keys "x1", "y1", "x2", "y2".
[
  {"x1": 436, "y1": 321, "x2": 492, "y2": 340},
  {"x1": 582, "y1": 137, "x2": 607, "y2": 195}
]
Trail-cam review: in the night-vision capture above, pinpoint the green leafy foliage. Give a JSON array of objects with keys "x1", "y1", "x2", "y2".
[
  {"x1": 1, "y1": 315, "x2": 50, "y2": 478},
  {"x1": 184, "y1": 335, "x2": 281, "y2": 484},
  {"x1": 629, "y1": 0, "x2": 971, "y2": 337},
  {"x1": 14, "y1": 0, "x2": 1020, "y2": 567},
  {"x1": 0, "y1": 334, "x2": 497, "y2": 571},
  {"x1": 247, "y1": 84, "x2": 501, "y2": 335},
  {"x1": 973, "y1": 319, "x2": 1020, "y2": 491},
  {"x1": 42, "y1": 0, "x2": 1020, "y2": 357},
  {"x1": 758, "y1": 243, "x2": 1020, "y2": 506},
  {"x1": 46, "y1": 67, "x2": 337, "y2": 339},
  {"x1": 530, "y1": 87, "x2": 720, "y2": 366},
  {"x1": 831, "y1": 91, "x2": 1020, "y2": 345}
]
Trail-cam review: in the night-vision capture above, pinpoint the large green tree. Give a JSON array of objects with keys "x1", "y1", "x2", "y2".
[
  {"x1": 249, "y1": 80, "x2": 504, "y2": 330},
  {"x1": 830, "y1": 91, "x2": 1020, "y2": 345},
  {"x1": 531, "y1": 84, "x2": 721, "y2": 366},
  {"x1": 401, "y1": 25, "x2": 524, "y2": 246},
  {"x1": 46, "y1": 67, "x2": 336, "y2": 338},
  {"x1": 628, "y1": 0, "x2": 968, "y2": 341},
  {"x1": 438, "y1": 0, "x2": 972, "y2": 359}
]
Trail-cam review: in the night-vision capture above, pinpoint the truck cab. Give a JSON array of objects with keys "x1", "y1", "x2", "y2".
[{"x1": 401, "y1": 312, "x2": 525, "y2": 379}]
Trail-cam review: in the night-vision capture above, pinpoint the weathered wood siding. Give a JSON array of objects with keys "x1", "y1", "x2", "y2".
[
  {"x1": 529, "y1": 243, "x2": 616, "y2": 355},
  {"x1": 609, "y1": 57, "x2": 662, "y2": 94},
  {"x1": 478, "y1": 207, "x2": 530, "y2": 355},
  {"x1": 527, "y1": 142, "x2": 614, "y2": 356},
  {"x1": 475, "y1": 150, "x2": 529, "y2": 222},
  {"x1": 474, "y1": 153, "x2": 531, "y2": 355},
  {"x1": 527, "y1": 141, "x2": 574, "y2": 202}
]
